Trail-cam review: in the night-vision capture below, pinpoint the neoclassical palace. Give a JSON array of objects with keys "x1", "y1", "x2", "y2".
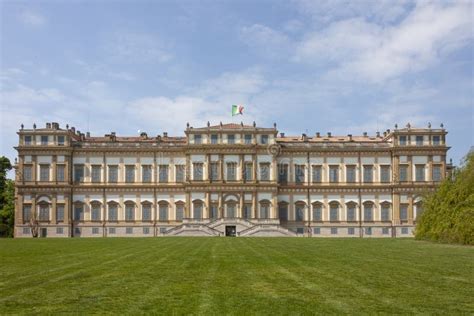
[{"x1": 14, "y1": 121, "x2": 450, "y2": 238}]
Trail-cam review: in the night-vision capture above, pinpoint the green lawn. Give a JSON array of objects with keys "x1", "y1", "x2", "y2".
[{"x1": 0, "y1": 238, "x2": 472, "y2": 314}]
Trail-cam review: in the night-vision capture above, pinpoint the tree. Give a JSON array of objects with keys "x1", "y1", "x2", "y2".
[
  {"x1": 415, "y1": 152, "x2": 474, "y2": 245},
  {"x1": 0, "y1": 157, "x2": 14, "y2": 237}
]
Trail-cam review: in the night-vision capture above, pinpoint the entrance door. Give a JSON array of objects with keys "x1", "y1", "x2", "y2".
[
  {"x1": 225, "y1": 226, "x2": 236, "y2": 237},
  {"x1": 40, "y1": 228, "x2": 47, "y2": 238}
]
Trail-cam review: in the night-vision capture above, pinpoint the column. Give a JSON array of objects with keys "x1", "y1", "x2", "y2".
[
  {"x1": 392, "y1": 193, "x2": 400, "y2": 225},
  {"x1": 220, "y1": 154, "x2": 224, "y2": 182},
  {"x1": 272, "y1": 194, "x2": 278, "y2": 219},
  {"x1": 408, "y1": 195, "x2": 414, "y2": 225},
  {"x1": 239, "y1": 154, "x2": 244, "y2": 182},
  {"x1": 218, "y1": 192, "x2": 223, "y2": 218},
  {"x1": 52, "y1": 156, "x2": 57, "y2": 183},
  {"x1": 185, "y1": 192, "x2": 191, "y2": 218},
  {"x1": 239, "y1": 192, "x2": 244, "y2": 218},
  {"x1": 52, "y1": 194, "x2": 57, "y2": 223},
  {"x1": 252, "y1": 192, "x2": 258, "y2": 219},
  {"x1": 253, "y1": 155, "x2": 257, "y2": 182},
  {"x1": 16, "y1": 194, "x2": 24, "y2": 225}
]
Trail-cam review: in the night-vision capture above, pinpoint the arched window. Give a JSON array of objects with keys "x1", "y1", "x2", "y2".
[
  {"x1": 243, "y1": 203, "x2": 252, "y2": 219},
  {"x1": 278, "y1": 202, "x2": 288, "y2": 221},
  {"x1": 381, "y1": 202, "x2": 391, "y2": 221},
  {"x1": 73, "y1": 202, "x2": 84, "y2": 221},
  {"x1": 346, "y1": 202, "x2": 357, "y2": 222},
  {"x1": 295, "y1": 202, "x2": 305, "y2": 221},
  {"x1": 312, "y1": 202, "x2": 322, "y2": 221},
  {"x1": 193, "y1": 201, "x2": 203, "y2": 220},
  {"x1": 259, "y1": 200, "x2": 270, "y2": 219},
  {"x1": 108, "y1": 202, "x2": 118, "y2": 222},
  {"x1": 226, "y1": 202, "x2": 236, "y2": 218},
  {"x1": 175, "y1": 202, "x2": 184, "y2": 221},
  {"x1": 159, "y1": 202, "x2": 169, "y2": 221},
  {"x1": 38, "y1": 202, "x2": 50, "y2": 221},
  {"x1": 142, "y1": 202, "x2": 152, "y2": 221},
  {"x1": 125, "y1": 202, "x2": 135, "y2": 221},
  {"x1": 415, "y1": 201, "x2": 423, "y2": 220},
  {"x1": 363, "y1": 202, "x2": 374, "y2": 222},
  {"x1": 329, "y1": 202, "x2": 339, "y2": 221},
  {"x1": 91, "y1": 202, "x2": 101, "y2": 221}
]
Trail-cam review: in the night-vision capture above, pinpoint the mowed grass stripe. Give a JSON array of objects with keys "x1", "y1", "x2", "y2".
[{"x1": 0, "y1": 238, "x2": 472, "y2": 314}]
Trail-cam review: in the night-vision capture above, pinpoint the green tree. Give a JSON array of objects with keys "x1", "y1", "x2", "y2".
[
  {"x1": 0, "y1": 156, "x2": 14, "y2": 237},
  {"x1": 415, "y1": 152, "x2": 474, "y2": 245}
]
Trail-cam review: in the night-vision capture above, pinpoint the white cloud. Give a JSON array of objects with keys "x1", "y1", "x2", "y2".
[
  {"x1": 239, "y1": 24, "x2": 291, "y2": 58},
  {"x1": 18, "y1": 10, "x2": 46, "y2": 27}
]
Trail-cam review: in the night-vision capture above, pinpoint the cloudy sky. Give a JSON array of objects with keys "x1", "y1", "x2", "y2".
[{"x1": 1, "y1": 0, "x2": 472, "y2": 173}]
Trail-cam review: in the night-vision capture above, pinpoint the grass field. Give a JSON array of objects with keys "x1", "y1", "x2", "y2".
[{"x1": 0, "y1": 238, "x2": 472, "y2": 314}]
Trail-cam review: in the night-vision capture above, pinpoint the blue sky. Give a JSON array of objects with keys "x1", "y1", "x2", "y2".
[{"x1": 1, "y1": 0, "x2": 473, "y2": 173}]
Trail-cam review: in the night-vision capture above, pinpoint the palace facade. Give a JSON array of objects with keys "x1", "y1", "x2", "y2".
[{"x1": 14, "y1": 121, "x2": 450, "y2": 238}]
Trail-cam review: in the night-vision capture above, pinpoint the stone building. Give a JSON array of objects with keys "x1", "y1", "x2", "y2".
[{"x1": 14, "y1": 121, "x2": 450, "y2": 237}]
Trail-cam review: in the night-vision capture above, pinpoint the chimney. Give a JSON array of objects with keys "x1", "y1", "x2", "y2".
[
  {"x1": 163, "y1": 132, "x2": 168, "y2": 138},
  {"x1": 348, "y1": 134, "x2": 353, "y2": 141},
  {"x1": 86, "y1": 132, "x2": 90, "y2": 138},
  {"x1": 383, "y1": 131, "x2": 387, "y2": 137},
  {"x1": 327, "y1": 132, "x2": 331, "y2": 137},
  {"x1": 46, "y1": 123, "x2": 51, "y2": 129},
  {"x1": 302, "y1": 133, "x2": 308, "y2": 141},
  {"x1": 280, "y1": 132, "x2": 285, "y2": 137},
  {"x1": 71, "y1": 127, "x2": 75, "y2": 133},
  {"x1": 363, "y1": 132, "x2": 368, "y2": 137},
  {"x1": 77, "y1": 130, "x2": 81, "y2": 136},
  {"x1": 376, "y1": 131, "x2": 380, "y2": 137},
  {"x1": 387, "y1": 129, "x2": 390, "y2": 133},
  {"x1": 316, "y1": 132, "x2": 320, "y2": 138},
  {"x1": 157, "y1": 135, "x2": 162, "y2": 142},
  {"x1": 52, "y1": 122, "x2": 59, "y2": 129},
  {"x1": 140, "y1": 132, "x2": 147, "y2": 139}
]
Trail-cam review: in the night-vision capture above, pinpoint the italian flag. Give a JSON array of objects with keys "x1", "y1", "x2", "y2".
[{"x1": 232, "y1": 104, "x2": 244, "y2": 116}]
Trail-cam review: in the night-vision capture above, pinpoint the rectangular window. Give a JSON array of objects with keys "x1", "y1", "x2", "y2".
[
  {"x1": 126, "y1": 227, "x2": 133, "y2": 234},
  {"x1": 399, "y1": 165, "x2": 408, "y2": 182},
  {"x1": 382, "y1": 227, "x2": 389, "y2": 235},
  {"x1": 348, "y1": 227, "x2": 355, "y2": 235},
  {"x1": 38, "y1": 206, "x2": 49, "y2": 221},
  {"x1": 210, "y1": 162, "x2": 219, "y2": 181},
  {"x1": 91, "y1": 165, "x2": 101, "y2": 183},
  {"x1": 312, "y1": 205, "x2": 322, "y2": 221},
  {"x1": 364, "y1": 205, "x2": 373, "y2": 221},
  {"x1": 24, "y1": 135, "x2": 32, "y2": 145},
  {"x1": 259, "y1": 204, "x2": 269, "y2": 219},
  {"x1": 227, "y1": 134, "x2": 235, "y2": 144},
  {"x1": 261, "y1": 135, "x2": 268, "y2": 144},
  {"x1": 432, "y1": 135, "x2": 440, "y2": 146},
  {"x1": 57, "y1": 135, "x2": 65, "y2": 145},
  {"x1": 211, "y1": 134, "x2": 218, "y2": 144},
  {"x1": 278, "y1": 204, "x2": 288, "y2": 221},
  {"x1": 91, "y1": 205, "x2": 101, "y2": 221},
  {"x1": 380, "y1": 165, "x2": 390, "y2": 183},
  {"x1": 210, "y1": 205, "x2": 218, "y2": 219},
  {"x1": 56, "y1": 205, "x2": 64, "y2": 222},
  {"x1": 23, "y1": 205, "x2": 31, "y2": 221},
  {"x1": 194, "y1": 204, "x2": 203, "y2": 219},
  {"x1": 244, "y1": 134, "x2": 252, "y2": 144},
  {"x1": 381, "y1": 205, "x2": 390, "y2": 221},
  {"x1": 74, "y1": 228, "x2": 81, "y2": 236},
  {"x1": 295, "y1": 165, "x2": 305, "y2": 184},
  {"x1": 74, "y1": 205, "x2": 84, "y2": 221},
  {"x1": 125, "y1": 205, "x2": 135, "y2": 221},
  {"x1": 329, "y1": 166, "x2": 339, "y2": 183},
  {"x1": 331, "y1": 227, "x2": 338, "y2": 235},
  {"x1": 226, "y1": 163, "x2": 237, "y2": 181},
  {"x1": 141, "y1": 165, "x2": 152, "y2": 183},
  {"x1": 313, "y1": 227, "x2": 321, "y2": 235},
  {"x1": 432, "y1": 165, "x2": 442, "y2": 181},
  {"x1": 400, "y1": 205, "x2": 408, "y2": 220},
  {"x1": 108, "y1": 205, "x2": 118, "y2": 221},
  {"x1": 159, "y1": 165, "x2": 169, "y2": 183},
  {"x1": 347, "y1": 206, "x2": 356, "y2": 221},
  {"x1": 175, "y1": 165, "x2": 185, "y2": 182},
  {"x1": 92, "y1": 227, "x2": 99, "y2": 235},
  {"x1": 142, "y1": 204, "x2": 152, "y2": 221},
  {"x1": 401, "y1": 227, "x2": 409, "y2": 235},
  {"x1": 193, "y1": 163, "x2": 203, "y2": 180},
  {"x1": 176, "y1": 204, "x2": 184, "y2": 221},
  {"x1": 56, "y1": 165, "x2": 65, "y2": 182},
  {"x1": 278, "y1": 164, "x2": 288, "y2": 183},
  {"x1": 23, "y1": 165, "x2": 32, "y2": 181},
  {"x1": 416, "y1": 135, "x2": 423, "y2": 146},
  {"x1": 108, "y1": 165, "x2": 118, "y2": 183},
  {"x1": 23, "y1": 227, "x2": 30, "y2": 235},
  {"x1": 260, "y1": 163, "x2": 270, "y2": 181},
  {"x1": 346, "y1": 166, "x2": 356, "y2": 183},
  {"x1": 56, "y1": 227, "x2": 64, "y2": 235},
  {"x1": 329, "y1": 205, "x2": 338, "y2": 221},
  {"x1": 40, "y1": 164, "x2": 50, "y2": 182},
  {"x1": 363, "y1": 165, "x2": 373, "y2": 183},
  {"x1": 109, "y1": 227, "x2": 116, "y2": 234},
  {"x1": 244, "y1": 204, "x2": 252, "y2": 219},
  {"x1": 244, "y1": 163, "x2": 253, "y2": 181},
  {"x1": 194, "y1": 134, "x2": 202, "y2": 144},
  {"x1": 41, "y1": 135, "x2": 48, "y2": 145},
  {"x1": 74, "y1": 165, "x2": 84, "y2": 182},
  {"x1": 125, "y1": 165, "x2": 135, "y2": 183},
  {"x1": 415, "y1": 165, "x2": 425, "y2": 181},
  {"x1": 295, "y1": 205, "x2": 304, "y2": 221},
  {"x1": 159, "y1": 227, "x2": 167, "y2": 234},
  {"x1": 365, "y1": 227, "x2": 372, "y2": 235},
  {"x1": 143, "y1": 227, "x2": 150, "y2": 235},
  {"x1": 296, "y1": 227, "x2": 304, "y2": 235},
  {"x1": 159, "y1": 205, "x2": 168, "y2": 221},
  {"x1": 399, "y1": 135, "x2": 407, "y2": 146}
]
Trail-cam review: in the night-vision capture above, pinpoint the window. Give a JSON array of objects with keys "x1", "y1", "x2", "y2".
[
  {"x1": 91, "y1": 165, "x2": 101, "y2": 183},
  {"x1": 211, "y1": 134, "x2": 218, "y2": 144},
  {"x1": 159, "y1": 204, "x2": 168, "y2": 221},
  {"x1": 108, "y1": 165, "x2": 118, "y2": 183},
  {"x1": 142, "y1": 204, "x2": 152, "y2": 221},
  {"x1": 380, "y1": 166, "x2": 390, "y2": 183},
  {"x1": 74, "y1": 204, "x2": 84, "y2": 221},
  {"x1": 347, "y1": 204, "x2": 356, "y2": 221},
  {"x1": 92, "y1": 227, "x2": 99, "y2": 235},
  {"x1": 40, "y1": 164, "x2": 50, "y2": 182},
  {"x1": 126, "y1": 227, "x2": 133, "y2": 234},
  {"x1": 399, "y1": 135, "x2": 407, "y2": 146},
  {"x1": 260, "y1": 163, "x2": 270, "y2": 181},
  {"x1": 23, "y1": 227, "x2": 30, "y2": 234},
  {"x1": 74, "y1": 165, "x2": 84, "y2": 182},
  {"x1": 74, "y1": 228, "x2": 81, "y2": 236},
  {"x1": 312, "y1": 204, "x2": 322, "y2": 221},
  {"x1": 399, "y1": 165, "x2": 408, "y2": 182},
  {"x1": 432, "y1": 165, "x2": 442, "y2": 181},
  {"x1": 416, "y1": 135, "x2": 423, "y2": 146},
  {"x1": 348, "y1": 227, "x2": 355, "y2": 235},
  {"x1": 381, "y1": 204, "x2": 390, "y2": 221},
  {"x1": 56, "y1": 165, "x2": 65, "y2": 182},
  {"x1": 278, "y1": 164, "x2": 288, "y2": 183},
  {"x1": 329, "y1": 204, "x2": 339, "y2": 221},
  {"x1": 143, "y1": 227, "x2": 150, "y2": 235},
  {"x1": 176, "y1": 204, "x2": 184, "y2": 221},
  {"x1": 295, "y1": 165, "x2": 305, "y2": 184},
  {"x1": 125, "y1": 204, "x2": 135, "y2": 221},
  {"x1": 244, "y1": 134, "x2": 252, "y2": 144},
  {"x1": 142, "y1": 165, "x2": 152, "y2": 183},
  {"x1": 278, "y1": 204, "x2": 288, "y2": 221},
  {"x1": 159, "y1": 165, "x2": 169, "y2": 183},
  {"x1": 401, "y1": 227, "x2": 409, "y2": 234},
  {"x1": 108, "y1": 204, "x2": 118, "y2": 221},
  {"x1": 297, "y1": 227, "x2": 304, "y2": 235},
  {"x1": 91, "y1": 204, "x2": 101, "y2": 221},
  {"x1": 109, "y1": 227, "x2": 116, "y2": 234},
  {"x1": 193, "y1": 202, "x2": 202, "y2": 219},
  {"x1": 226, "y1": 203, "x2": 236, "y2": 218},
  {"x1": 226, "y1": 163, "x2": 237, "y2": 181},
  {"x1": 313, "y1": 227, "x2": 321, "y2": 235},
  {"x1": 400, "y1": 205, "x2": 408, "y2": 220},
  {"x1": 23, "y1": 205, "x2": 31, "y2": 221},
  {"x1": 261, "y1": 135, "x2": 268, "y2": 144},
  {"x1": 329, "y1": 166, "x2": 339, "y2": 183},
  {"x1": 432, "y1": 135, "x2": 440, "y2": 146},
  {"x1": 331, "y1": 228, "x2": 338, "y2": 235},
  {"x1": 56, "y1": 227, "x2": 64, "y2": 235},
  {"x1": 363, "y1": 204, "x2": 373, "y2": 221},
  {"x1": 24, "y1": 135, "x2": 32, "y2": 145},
  {"x1": 208, "y1": 162, "x2": 218, "y2": 181},
  {"x1": 365, "y1": 227, "x2": 372, "y2": 235},
  {"x1": 260, "y1": 203, "x2": 270, "y2": 219},
  {"x1": 23, "y1": 165, "x2": 32, "y2": 181},
  {"x1": 38, "y1": 204, "x2": 49, "y2": 221},
  {"x1": 56, "y1": 205, "x2": 64, "y2": 222},
  {"x1": 382, "y1": 227, "x2": 389, "y2": 235},
  {"x1": 346, "y1": 166, "x2": 356, "y2": 183},
  {"x1": 176, "y1": 165, "x2": 185, "y2": 182},
  {"x1": 57, "y1": 135, "x2": 65, "y2": 145},
  {"x1": 125, "y1": 165, "x2": 135, "y2": 183},
  {"x1": 363, "y1": 165, "x2": 373, "y2": 183},
  {"x1": 415, "y1": 165, "x2": 425, "y2": 181},
  {"x1": 160, "y1": 227, "x2": 167, "y2": 234},
  {"x1": 41, "y1": 135, "x2": 48, "y2": 145},
  {"x1": 295, "y1": 204, "x2": 304, "y2": 221},
  {"x1": 415, "y1": 203, "x2": 424, "y2": 220},
  {"x1": 193, "y1": 163, "x2": 203, "y2": 180},
  {"x1": 244, "y1": 163, "x2": 253, "y2": 181},
  {"x1": 227, "y1": 134, "x2": 235, "y2": 144},
  {"x1": 210, "y1": 205, "x2": 218, "y2": 219},
  {"x1": 244, "y1": 204, "x2": 252, "y2": 219},
  {"x1": 194, "y1": 134, "x2": 202, "y2": 144}
]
